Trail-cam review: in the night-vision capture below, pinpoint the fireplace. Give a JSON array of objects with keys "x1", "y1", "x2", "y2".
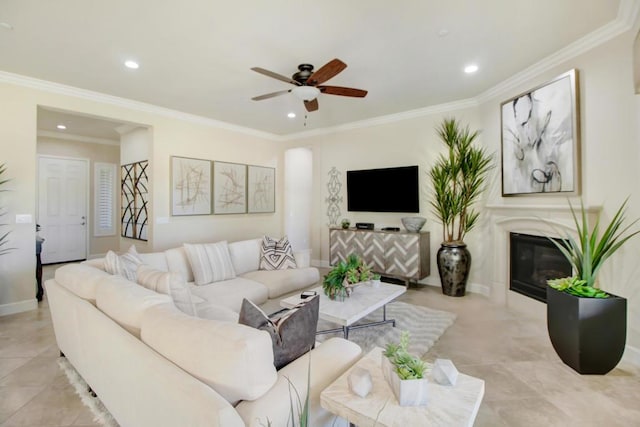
[{"x1": 509, "y1": 232, "x2": 572, "y2": 303}]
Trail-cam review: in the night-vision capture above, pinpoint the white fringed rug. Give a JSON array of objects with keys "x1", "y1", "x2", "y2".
[
  {"x1": 316, "y1": 301, "x2": 456, "y2": 357},
  {"x1": 57, "y1": 358, "x2": 119, "y2": 427}
]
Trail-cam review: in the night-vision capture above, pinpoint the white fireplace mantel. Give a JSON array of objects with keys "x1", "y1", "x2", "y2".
[{"x1": 486, "y1": 202, "x2": 602, "y2": 316}]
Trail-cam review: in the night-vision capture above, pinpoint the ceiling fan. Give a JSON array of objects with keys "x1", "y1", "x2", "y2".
[{"x1": 250, "y1": 58, "x2": 368, "y2": 112}]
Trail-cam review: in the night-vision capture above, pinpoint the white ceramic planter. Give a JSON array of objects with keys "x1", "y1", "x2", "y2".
[{"x1": 381, "y1": 356, "x2": 428, "y2": 406}]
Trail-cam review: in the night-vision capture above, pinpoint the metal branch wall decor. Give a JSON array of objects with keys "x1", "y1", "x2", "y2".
[
  {"x1": 121, "y1": 160, "x2": 148, "y2": 241},
  {"x1": 325, "y1": 167, "x2": 342, "y2": 226}
]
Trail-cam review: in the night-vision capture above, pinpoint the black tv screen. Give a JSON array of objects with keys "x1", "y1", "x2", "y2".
[{"x1": 347, "y1": 166, "x2": 419, "y2": 213}]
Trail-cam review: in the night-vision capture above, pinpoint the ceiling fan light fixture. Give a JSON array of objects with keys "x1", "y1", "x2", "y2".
[{"x1": 292, "y1": 86, "x2": 320, "y2": 101}]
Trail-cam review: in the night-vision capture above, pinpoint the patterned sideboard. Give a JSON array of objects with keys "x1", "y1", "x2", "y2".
[{"x1": 329, "y1": 228, "x2": 430, "y2": 285}]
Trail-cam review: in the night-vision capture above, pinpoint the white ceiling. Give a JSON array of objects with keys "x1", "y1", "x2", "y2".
[{"x1": 0, "y1": 0, "x2": 624, "y2": 137}]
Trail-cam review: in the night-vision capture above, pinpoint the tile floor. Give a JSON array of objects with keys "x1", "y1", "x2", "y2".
[{"x1": 0, "y1": 265, "x2": 639, "y2": 426}]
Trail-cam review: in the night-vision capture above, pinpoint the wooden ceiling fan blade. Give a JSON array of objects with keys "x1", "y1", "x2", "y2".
[
  {"x1": 319, "y1": 86, "x2": 368, "y2": 98},
  {"x1": 304, "y1": 98, "x2": 319, "y2": 112},
  {"x1": 307, "y1": 59, "x2": 346, "y2": 86},
  {"x1": 251, "y1": 89, "x2": 291, "y2": 101},
  {"x1": 250, "y1": 67, "x2": 301, "y2": 86}
]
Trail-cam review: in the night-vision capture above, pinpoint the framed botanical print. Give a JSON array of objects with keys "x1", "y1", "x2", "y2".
[{"x1": 247, "y1": 165, "x2": 275, "y2": 213}]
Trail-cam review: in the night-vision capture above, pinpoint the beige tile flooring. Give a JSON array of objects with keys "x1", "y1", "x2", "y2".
[{"x1": 1, "y1": 265, "x2": 639, "y2": 426}]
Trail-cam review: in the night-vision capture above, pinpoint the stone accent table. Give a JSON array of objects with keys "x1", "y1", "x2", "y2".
[
  {"x1": 280, "y1": 282, "x2": 405, "y2": 338},
  {"x1": 321, "y1": 347, "x2": 484, "y2": 427}
]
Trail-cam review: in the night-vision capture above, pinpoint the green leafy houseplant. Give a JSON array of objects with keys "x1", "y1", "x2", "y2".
[
  {"x1": 322, "y1": 254, "x2": 375, "y2": 300},
  {"x1": 0, "y1": 163, "x2": 13, "y2": 256},
  {"x1": 547, "y1": 198, "x2": 640, "y2": 298},
  {"x1": 429, "y1": 118, "x2": 494, "y2": 243},
  {"x1": 383, "y1": 331, "x2": 427, "y2": 380}
]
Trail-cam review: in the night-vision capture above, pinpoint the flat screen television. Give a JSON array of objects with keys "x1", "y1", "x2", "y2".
[{"x1": 347, "y1": 165, "x2": 419, "y2": 213}]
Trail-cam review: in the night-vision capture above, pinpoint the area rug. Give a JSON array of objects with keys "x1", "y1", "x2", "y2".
[
  {"x1": 57, "y1": 358, "x2": 120, "y2": 427},
  {"x1": 315, "y1": 301, "x2": 456, "y2": 357}
]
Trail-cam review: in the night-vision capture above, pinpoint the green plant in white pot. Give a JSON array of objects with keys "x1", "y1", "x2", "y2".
[
  {"x1": 429, "y1": 118, "x2": 494, "y2": 297},
  {"x1": 382, "y1": 331, "x2": 428, "y2": 406},
  {"x1": 546, "y1": 198, "x2": 640, "y2": 374}
]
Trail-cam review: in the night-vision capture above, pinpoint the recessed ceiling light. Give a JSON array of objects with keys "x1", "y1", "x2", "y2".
[
  {"x1": 464, "y1": 64, "x2": 479, "y2": 74},
  {"x1": 124, "y1": 60, "x2": 139, "y2": 69},
  {"x1": 56, "y1": 124, "x2": 67, "y2": 130},
  {"x1": 437, "y1": 29, "x2": 449, "y2": 37},
  {"x1": 287, "y1": 112, "x2": 296, "y2": 119}
]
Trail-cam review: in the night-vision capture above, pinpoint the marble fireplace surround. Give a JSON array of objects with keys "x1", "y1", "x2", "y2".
[{"x1": 486, "y1": 203, "x2": 601, "y2": 317}]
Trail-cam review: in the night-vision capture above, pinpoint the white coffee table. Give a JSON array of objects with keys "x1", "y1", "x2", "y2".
[
  {"x1": 321, "y1": 347, "x2": 485, "y2": 427},
  {"x1": 280, "y1": 282, "x2": 405, "y2": 339}
]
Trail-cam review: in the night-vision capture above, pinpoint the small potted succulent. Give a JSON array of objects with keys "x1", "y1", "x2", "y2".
[
  {"x1": 340, "y1": 218, "x2": 351, "y2": 229},
  {"x1": 322, "y1": 254, "x2": 375, "y2": 300},
  {"x1": 546, "y1": 198, "x2": 639, "y2": 374},
  {"x1": 382, "y1": 331, "x2": 428, "y2": 406}
]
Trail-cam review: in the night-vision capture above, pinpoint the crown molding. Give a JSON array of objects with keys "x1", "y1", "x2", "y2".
[
  {"x1": 279, "y1": 98, "x2": 479, "y2": 141},
  {"x1": 0, "y1": 71, "x2": 279, "y2": 141},
  {"x1": 476, "y1": 0, "x2": 640, "y2": 104},
  {"x1": 37, "y1": 130, "x2": 120, "y2": 146}
]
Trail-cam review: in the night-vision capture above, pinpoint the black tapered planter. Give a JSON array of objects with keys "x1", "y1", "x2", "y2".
[
  {"x1": 547, "y1": 286, "x2": 627, "y2": 374},
  {"x1": 436, "y1": 242, "x2": 471, "y2": 297}
]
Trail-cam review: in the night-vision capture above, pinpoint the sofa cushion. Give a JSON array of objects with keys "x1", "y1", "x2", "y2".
[
  {"x1": 195, "y1": 302, "x2": 240, "y2": 322},
  {"x1": 235, "y1": 337, "x2": 362, "y2": 427},
  {"x1": 96, "y1": 275, "x2": 172, "y2": 337},
  {"x1": 165, "y1": 246, "x2": 194, "y2": 283},
  {"x1": 136, "y1": 264, "x2": 197, "y2": 316},
  {"x1": 54, "y1": 263, "x2": 111, "y2": 304},
  {"x1": 239, "y1": 295, "x2": 319, "y2": 369},
  {"x1": 104, "y1": 246, "x2": 142, "y2": 281},
  {"x1": 184, "y1": 241, "x2": 236, "y2": 285},
  {"x1": 189, "y1": 277, "x2": 268, "y2": 312},
  {"x1": 228, "y1": 238, "x2": 261, "y2": 275},
  {"x1": 140, "y1": 303, "x2": 278, "y2": 404},
  {"x1": 242, "y1": 267, "x2": 320, "y2": 299},
  {"x1": 259, "y1": 236, "x2": 297, "y2": 271},
  {"x1": 137, "y1": 252, "x2": 169, "y2": 272}
]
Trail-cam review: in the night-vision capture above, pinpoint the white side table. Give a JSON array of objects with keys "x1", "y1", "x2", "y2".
[{"x1": 321, "y1": 347, "x2": 484, "y2": 427}]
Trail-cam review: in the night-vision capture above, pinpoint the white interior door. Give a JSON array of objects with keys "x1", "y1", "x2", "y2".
[{"x1": 38, "y1": 156, "x2": 88, "y2": 264}]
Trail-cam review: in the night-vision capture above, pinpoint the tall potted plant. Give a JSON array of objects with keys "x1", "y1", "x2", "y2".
[
  {"x1": 546, "y1": 198, "x2": 639, "y2": 374},
  {"x1": 0, "y1": 163, "x2": 13, "y2": 257},
  {"x1": 429, "y1": 118, "x2": 493, "y2": 296}
]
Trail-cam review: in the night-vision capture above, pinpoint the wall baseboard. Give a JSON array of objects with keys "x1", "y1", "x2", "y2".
[
  {"x1": 623, "y1": 345, "x2": 640, "y2": 368},
  {"x1": 0, "y1": 299, "x2": 38, "y2": 316}
]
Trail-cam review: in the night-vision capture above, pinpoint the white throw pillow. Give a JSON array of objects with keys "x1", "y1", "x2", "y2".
[
  {"x1": 136, "y1": 264, "x2": 197, "y2": 316},
  {"x1": 259, "y1": 236, "x2": 297, "y2": 271},
  {"x1": 184, "y1": 241, "x2": 236, "y2": 286},
  {"x1": 104, "y1": 245, "x2": 142, "y2": 281}
]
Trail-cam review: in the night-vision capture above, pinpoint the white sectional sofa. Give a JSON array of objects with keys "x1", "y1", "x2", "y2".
[{"x1": 45, "y1": 238, "x2": 363, "y2": 427}]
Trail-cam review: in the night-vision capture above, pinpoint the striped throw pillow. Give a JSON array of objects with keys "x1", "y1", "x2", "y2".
[
  {"x1": 104, "y1": 245, "x2": 142, "y2": 281},
  {"x1": 136, "y1": 264, "x2": 197, "y2": 316},
  {"x1": 184, "y1": 241, "x2": 236, "y2": 286},
  {"x1": 259, "y1": 236, "x2": 297, "y2": 271}
]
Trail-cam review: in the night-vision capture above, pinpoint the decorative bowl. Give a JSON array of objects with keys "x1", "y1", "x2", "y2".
[{"x1": 401, "y1": 217, "x2": 426, "y2": 233}]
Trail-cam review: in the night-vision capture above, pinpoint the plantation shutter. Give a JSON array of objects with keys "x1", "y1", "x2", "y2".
[{"x1": 94, "y1": 162, "x2": 117, "y2": 236}]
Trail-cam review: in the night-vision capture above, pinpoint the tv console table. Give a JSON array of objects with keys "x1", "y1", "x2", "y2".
[{"x1": 329, "y1": 228, "x2": 430, "y2": 287}]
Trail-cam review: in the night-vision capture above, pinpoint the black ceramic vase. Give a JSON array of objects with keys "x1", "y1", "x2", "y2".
[
  {"x1": 547, "y1": 286, "x2": 627, "y2": 374},
  {"x1": 437, "y1": 242, "x2": 471, "y2": 297}
]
